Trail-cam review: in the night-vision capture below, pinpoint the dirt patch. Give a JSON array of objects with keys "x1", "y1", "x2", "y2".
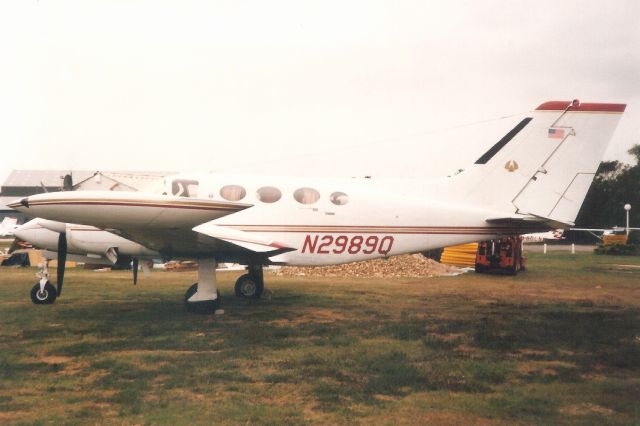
[
  {"x1": 0, "y1": 411, "x2": 29, "y2": 422},
  {"x1": 513, "y1": 349, "x2": 551, "y2": 357},
  {"x1": 371, "y1": 407, "x2": 496, "y2": 426},
  {"x1": 560, "y1": 403, "x2": 614, "y2": 416},
  {"x1": 39, "y1": 355, "x2": 73, "y2": 364},
  {"x1": 517, "y1": 360, "x2": 576, "y2": 376},
  {"x1": 586, "y1": 265, "x2": 640, "y2": 274},
  {"x1": 274, "y1": 254, "x2": 464, "y2": 278}
]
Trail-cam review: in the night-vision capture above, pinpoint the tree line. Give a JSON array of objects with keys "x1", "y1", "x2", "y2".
[{"x1": 570, "y1": 144, "x2": 640, "y2": 242}]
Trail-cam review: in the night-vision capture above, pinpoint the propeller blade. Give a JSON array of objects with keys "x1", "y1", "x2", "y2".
[
  {"x1": 8, "y1": 237, "x2": 20, "y2": 254},
  {"x1": 57, "y1": 232, "x2": 67, "y2": 296},
  {"x1": 132, "y1": 258, "x2": 139, "y2": 286}
]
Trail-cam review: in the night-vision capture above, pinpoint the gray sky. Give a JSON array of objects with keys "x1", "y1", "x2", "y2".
[{"x1": 1, "y1": 0, "x2": 639, "y2": 183}]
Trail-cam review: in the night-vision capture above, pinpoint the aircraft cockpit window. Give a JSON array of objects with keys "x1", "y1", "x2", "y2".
[
  {"x1": 293, "y1": 188, "x2": 320, "y2": 205},
  {"x1": 172, "y1": 179, "x2": 199, "y2": 198},
  {"x1": 330, "y1": 191, "x2": 349, "y2": 206},
  {"x1": 256, "y1": 186, "x2": 282, "y2": 203},
  {"x1": 220, "y1": 185, "x2": 246, "y2": 201}
]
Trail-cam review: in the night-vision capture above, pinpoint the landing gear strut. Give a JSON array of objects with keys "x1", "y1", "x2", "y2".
[
  {"x1": 234, "y1": 265, "x2": 264, "y2": 298},
  {"x1": 184, "y1": 258, "x2": 221, "y2": 314}
]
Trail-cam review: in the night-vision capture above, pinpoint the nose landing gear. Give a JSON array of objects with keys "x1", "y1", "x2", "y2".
[{"x1": 30, "y1": 260, "x2": 57, "y2": 305}]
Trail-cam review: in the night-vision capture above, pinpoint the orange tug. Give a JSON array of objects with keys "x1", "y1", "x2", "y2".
[{"x1": 475, "y1": 236, "x2": 525, "y2": 275}]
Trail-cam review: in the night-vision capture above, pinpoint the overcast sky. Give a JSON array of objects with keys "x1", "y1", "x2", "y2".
[{"x1": 1, "y1": 0, "x2": 638, "y2": 183}]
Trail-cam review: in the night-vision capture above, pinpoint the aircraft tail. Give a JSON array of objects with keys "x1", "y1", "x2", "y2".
[{"x1": 453, "y1": 100, "x2": 626, "y2": 225}]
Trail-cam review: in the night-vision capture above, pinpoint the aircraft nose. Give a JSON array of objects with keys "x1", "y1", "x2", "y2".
[{"x1": 7, "y1": 197, "x2": 29, "y2": 211}]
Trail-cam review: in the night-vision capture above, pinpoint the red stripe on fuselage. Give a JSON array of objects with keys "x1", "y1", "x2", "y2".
[
  {"x1": 26, "y1": 200, "x2": 241, "y2": 212},
  {"x1": 219, "y1": 224, "x2": 548, "y2": 235}
]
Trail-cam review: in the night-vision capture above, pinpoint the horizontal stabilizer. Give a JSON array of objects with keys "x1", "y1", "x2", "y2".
[
  {"x1": 193, "y1": 222, "x2": 297, "y2": 254},
  {"x1": 486, "y1": 215, "x2": 573, "y2": 231}
]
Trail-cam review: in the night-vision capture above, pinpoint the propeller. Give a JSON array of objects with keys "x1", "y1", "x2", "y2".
[
  {"x1": 8, "y1": 237, "x2": 21, "y2": 254},
  {"x1": 56, "y1": 232, "x2": 67, "y2": 296},
  {"x1": 132, "y1": 258, "x2": 139, "y2": 286}
]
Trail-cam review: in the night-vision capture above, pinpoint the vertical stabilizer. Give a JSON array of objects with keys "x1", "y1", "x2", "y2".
[{"x1": 455, "y1": 100, "x2": 626, "y2": 224}]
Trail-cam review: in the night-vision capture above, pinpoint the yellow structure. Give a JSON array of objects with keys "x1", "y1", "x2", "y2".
[
  {"x1": 440, "y1": 243, "x2": 478, "y2": 267},
  {"x1": 602, "y1": 234, "x2": 628, "y2": 246}
]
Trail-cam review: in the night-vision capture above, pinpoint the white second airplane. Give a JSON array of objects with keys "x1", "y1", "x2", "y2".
[{"x1": 9, "y1": 100, "x2": 626, "y2": 313}]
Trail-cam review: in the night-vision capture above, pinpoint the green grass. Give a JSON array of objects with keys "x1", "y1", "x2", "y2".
[{"x1": 0, "y1": 252, "x2": 639, "y2": 424}]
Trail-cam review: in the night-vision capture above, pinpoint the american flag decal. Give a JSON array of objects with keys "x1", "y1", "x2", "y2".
[{"x1": 548, "y1": 127, "x2": 565, "y2": 139}]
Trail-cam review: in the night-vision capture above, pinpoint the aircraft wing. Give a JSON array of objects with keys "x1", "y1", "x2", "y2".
[
  {"x1": 8, "y1": 191, "x2": 253, "y2": 256},
  {"x1": 8, "y1": 191, "x2": 297, "y2": 261},
  {"x1": 570, "y1": 228, "x2": 608, "y2": 232}
]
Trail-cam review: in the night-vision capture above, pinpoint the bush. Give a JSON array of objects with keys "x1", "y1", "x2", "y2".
[{"x1": 594, "y1": 243, "x2": 639, "y2": 255}]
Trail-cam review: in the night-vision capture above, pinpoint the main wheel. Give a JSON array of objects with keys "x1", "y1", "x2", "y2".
[
  {"x1": 30, "y1": 282, "x2": 57, "y2": 305},
  {"x1": 184, "y1": 283, "x2": 221, "y2": 314},
  {"x1": 474, "y1": 263, "x2": 485, "y2": 273},
  {"x1": 234, "y1": 274, "x2": 264, "y2": 298}
]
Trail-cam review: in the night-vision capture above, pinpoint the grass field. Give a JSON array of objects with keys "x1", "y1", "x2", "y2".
[{"x1": 1, "y1": 252, "x2": 639, "y2": 425}]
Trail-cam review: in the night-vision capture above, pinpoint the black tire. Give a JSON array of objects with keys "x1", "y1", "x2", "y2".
[
  {"x1": 475, "y1": 263, "x2": 485, "y2": 273},
  {"x1": 30, "y1": 282, "x2": 57, "y2": 305},
  {"x1": 234, "y1": 274, "x2": 264, "y2": 298},
  {"x1": 184, "y1": 283, "x2": 221, "y2": 314}
]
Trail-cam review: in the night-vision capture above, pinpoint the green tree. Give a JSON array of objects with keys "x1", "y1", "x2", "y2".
[{"x1": 572, "y1": 145, "x2": 640, "y2": 241}]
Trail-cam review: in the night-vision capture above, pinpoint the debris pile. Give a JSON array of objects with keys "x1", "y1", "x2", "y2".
[{"x1": 273, "y1": 254, "x2": 465, "y2": 278}]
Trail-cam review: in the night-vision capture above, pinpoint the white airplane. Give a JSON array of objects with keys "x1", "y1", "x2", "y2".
[
  {"x1": 0, "y1": 217, "x2": 19, "y2": 237},
  {"x1": 12, "y1": 218, "x2": 158, "y2": 303},
  {"x1": 570, "y1": 226, "x2": 640, "y2": 240},
  {"x1": 9, "y1": 100, "x2": 626, "y2": 313},
  {"x1": 521, "y1": 229, "x2": 565, "y2": 243}
]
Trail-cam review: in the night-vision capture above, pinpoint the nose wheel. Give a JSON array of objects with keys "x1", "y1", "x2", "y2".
[{"x1": 30, "y1": 281, "x2": 57, "y2": 304}]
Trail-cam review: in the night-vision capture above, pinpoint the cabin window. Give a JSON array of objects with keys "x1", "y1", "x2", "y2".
[
  {"x1": 172, "y1": 179, "x2": 199, "y2": 197},
  {"x1": 220, "y1": 185, "x2": 246, "y2": 201},
  {"x1": 330, "y1": 191, "x2": 349, "y2": 205},
  {"x1": 256, "y1": 186, "x2": 282, "y2": 203},
  {"x1": 293, "y1": 187, "x2": 320, "y2": 205}
]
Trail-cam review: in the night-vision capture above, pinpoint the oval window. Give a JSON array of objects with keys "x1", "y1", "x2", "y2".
[
  {"x1": 330, "y1": 191, "x2": 349, "y2": 205},
  {"x1": 219, "y1": 185, "x2": 246, "y2": 201},
  {"x1": 256, "y1": 186, "x2": 282, "y2": 203},
  {"x1": 293, "y1": 187, "x2": 320, "y2": 205}
]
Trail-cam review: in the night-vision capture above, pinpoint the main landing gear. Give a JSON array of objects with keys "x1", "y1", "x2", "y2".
[
  {"x1": 184, "y1": 261, "x2": 266, "y2": 314},
  {"x1": 184, "y1": 259, "x2": 221, "y2": 314},
  {"x1": 234, "y1": 265, "x2": 264, "y2": 299}
]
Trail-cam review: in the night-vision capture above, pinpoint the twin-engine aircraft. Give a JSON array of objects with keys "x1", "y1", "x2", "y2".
[{"x1": 9, "y1": 100, "x2": 626, "y2": 313}]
